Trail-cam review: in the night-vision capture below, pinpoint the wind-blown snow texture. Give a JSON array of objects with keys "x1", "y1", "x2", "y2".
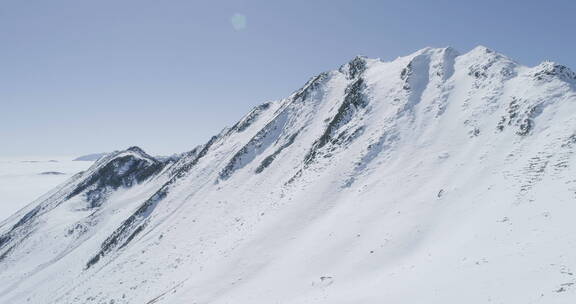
[{"x1": 2, "y1": 46, "x2": 576, "y2": 304}]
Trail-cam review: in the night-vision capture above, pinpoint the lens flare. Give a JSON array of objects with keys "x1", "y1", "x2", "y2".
[{"x1": 230, "y1": 13, "x2": 247, "y2": 31}]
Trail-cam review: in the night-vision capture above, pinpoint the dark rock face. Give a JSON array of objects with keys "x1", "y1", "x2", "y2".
[
  {"x1": 85, "y1": 188, "x2": 167, "y2": 269},
  {"x1": 232, "y1": 102, "x2": 272, "y2": 133},
  {"x1": 219, "y1": 111, "x2": 289, "y2": 181},
  {"x1": 340, "y1": 56, "x2": 368, "y2": 79},
  {"x1": 255, "y1": 132, "x2": 299, "y2": 174},
  {"x1": 293, "y1": 72, "x2": 329, "y2": 102},
  {"x1": 0, "y1": 147, "x2": 164, "y2": 265},
  {"x1": 169, "y1": 136, "x2": 218, "y2": 181},
  {"x1": 496, "y1": 97, "x2": 541, "y2": 136},
  {"x1": 0, "y1": 206, "x2": 42, "y2": 262},
  {"x1": 11, "y1": 206, "x2": 41, "y2": 231},
  {"x1": 533, "y1": 63, "x2": 576, "y2": 82},
  {"x1": 305, "y1": 78, "x2": 368, "y2": 165},
  {"x1": 85, "y1": 139, "x2": 223, "y2": 269},
  {"x1": 67, "y1": 150, "x2": 163, "y2": 209}
]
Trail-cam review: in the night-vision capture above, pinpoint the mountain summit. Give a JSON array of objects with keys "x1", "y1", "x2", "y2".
[{"x1": 2, "y1": 46, "x2": 576, "y2": 303}]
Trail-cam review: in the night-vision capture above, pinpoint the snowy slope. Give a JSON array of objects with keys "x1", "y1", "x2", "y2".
[
  {"x1": 0, "y1": 157, "x2": 93, "y2": 222},
  {"x1": 1, "y1": 46, "x2": 576, "y2": 304}
]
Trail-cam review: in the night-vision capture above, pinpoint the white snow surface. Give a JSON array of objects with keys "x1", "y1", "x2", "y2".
[
  {"x1": 2, "y1": 46, "x2": 576, "y2": 304},
  {"x1": 0, "y1": 157, "x2": 92, "y2": 222}
]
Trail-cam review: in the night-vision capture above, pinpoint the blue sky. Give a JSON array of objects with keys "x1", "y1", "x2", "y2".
[{"x1": 2, "y1": 0, "x2": 575, "y2": 156}]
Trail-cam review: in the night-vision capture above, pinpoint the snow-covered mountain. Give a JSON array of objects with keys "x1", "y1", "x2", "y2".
[
  {"x1": 0, "y1": 157, "x2": 93, "y2": 222},
  {"x1": 2, "y1": 46, "x2": 576, "y2": 304}
]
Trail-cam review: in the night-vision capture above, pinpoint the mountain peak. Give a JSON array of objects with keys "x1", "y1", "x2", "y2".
[
  {"x1": 459, "y1": 45, "x2": 516, "y2": 65},
  {"x1": 126, "y1": 146, "x2": 145, "y2": 153},
  {"x1": 470, "y1": 44, "x2": 493, "y2": 54},
  {"x1": 339, "y1": 55, "x2": 370, "y2": 78},
  {"x1": 531, "y1": 60, "x2": 576, "y2": 83},
  {"x1": 3, "y1": 46, "x2": 576, "y2": 304},
  {"x1": 105, "y1": 146, "x2": 157, "y2": 163}
]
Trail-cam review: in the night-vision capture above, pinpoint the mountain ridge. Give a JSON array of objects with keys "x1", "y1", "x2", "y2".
[{"x1": 1, "y1": 46, "x2": 576, "y2": 304}]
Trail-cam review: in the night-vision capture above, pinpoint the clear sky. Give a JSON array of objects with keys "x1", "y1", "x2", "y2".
[{"x1": 2, "y1": 0, "x2": 575, "y2": 157}]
